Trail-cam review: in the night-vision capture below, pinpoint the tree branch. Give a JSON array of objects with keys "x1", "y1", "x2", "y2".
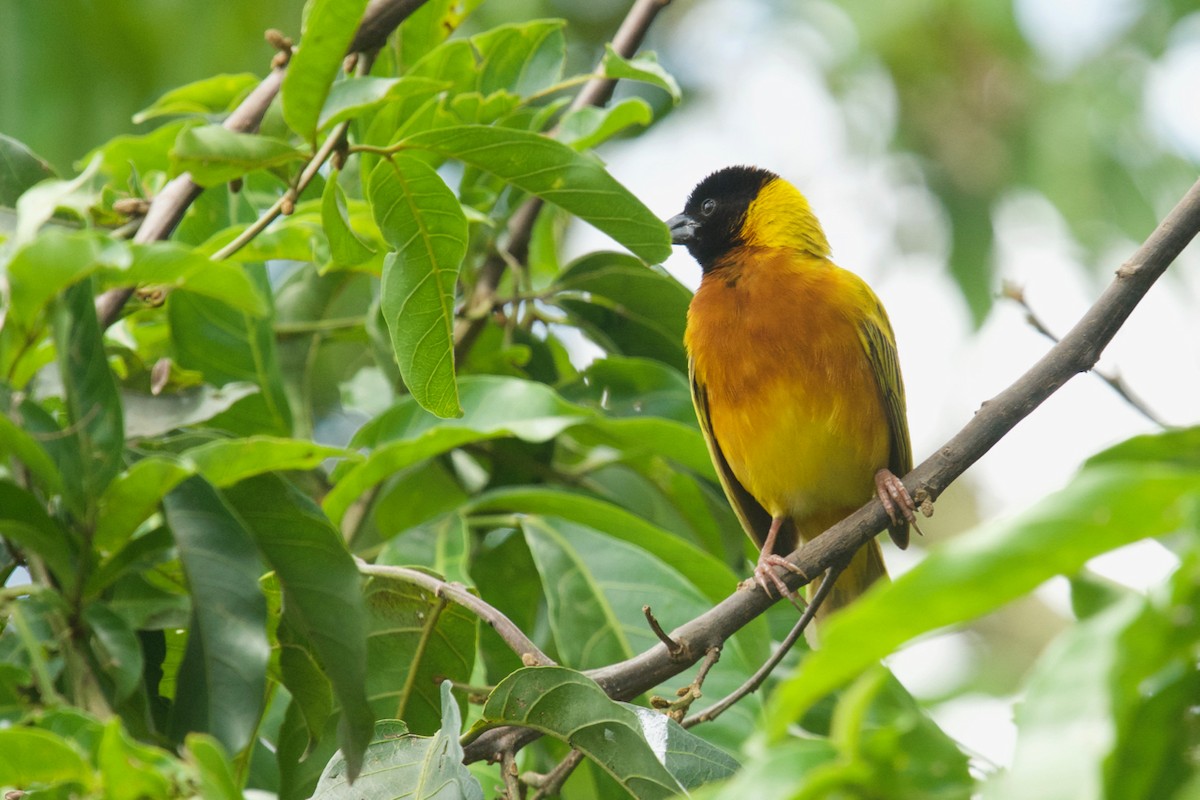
[
  {"x1": 1000, "y1": 281, "x2": 1172, "y2": 429},
  {"x1": 461, "y1": 174, "x2": 1200, "y2": 763},
  {"x1": 95, "y1": 0, "x2": 430, "y2": 328}
]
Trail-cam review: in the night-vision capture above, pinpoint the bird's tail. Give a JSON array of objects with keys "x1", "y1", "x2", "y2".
[{"x1": 807, "y1": 536, "x2": 888, "y2": 623}]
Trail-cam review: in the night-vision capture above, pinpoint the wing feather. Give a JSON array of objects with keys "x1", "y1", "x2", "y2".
[
  {"x1": 689, "y1": 358, "x2": 798, "y2": 554},
  {"x1": 857, "y1": 299, "x2": 913, "y2": 549}
]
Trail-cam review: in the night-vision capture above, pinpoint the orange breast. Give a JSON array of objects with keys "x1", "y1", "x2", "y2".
[{"x1": 686, "y1": 248, "x2": 890, "y2": 524}]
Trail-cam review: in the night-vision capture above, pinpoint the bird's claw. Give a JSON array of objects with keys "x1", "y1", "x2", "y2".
[
  {"x1": 751, "y1": 554, "x2": 805, "y2": 605},
  {"x1": 875, "y1": 468, "x2": 918, "y2": 528}
]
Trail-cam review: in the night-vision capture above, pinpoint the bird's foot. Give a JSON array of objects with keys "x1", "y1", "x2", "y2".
[
  {"x1": 874, "y1": 468, "x2": 923, "y2": 534},
  {"x1": 745, "y1": 553, "x2": 805, "y2": 601}
]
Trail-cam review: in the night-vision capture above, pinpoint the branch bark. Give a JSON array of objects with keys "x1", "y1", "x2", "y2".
[
  {"x1": 95, "y1": 0, "x2": 431, "y2": 328},
  {"x1": 461, "y1": 174, "x2": 1200, "y2": 763}
]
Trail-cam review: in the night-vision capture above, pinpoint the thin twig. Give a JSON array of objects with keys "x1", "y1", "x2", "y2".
[
  {"x1": 651, "y1": 645, "x2": 721, "y2": 721},
  {"x1": 527, "y1": 750, "x2": 586, "y2": 800},
  {"x1": 500, "y1": 748, "x2": 523, "y2": 800},
  {"x1": 354, "y1": 559, "x2": 555, "y2": 666},
  {"x1": 462, "y1": 174, "x2": 1200, "y2": 764},
  {"x1": 1001, "y1": 281, "x2": 1173, "y2": 429},
  {"x1": 451, "y1": 0, "x2": 675, "y2": 363},
  {"x1": 643, "y1": 605, "x2": 683, "y2": 657},
  {"x1": 209, "y1": 119, "x2": 354, "y2": 262},
  {"x1": 683, "y1": 563, "x2": 845, "y2": 728}
]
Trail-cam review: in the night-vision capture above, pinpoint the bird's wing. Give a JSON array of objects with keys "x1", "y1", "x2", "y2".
[
  {"x1": 857, "y1": 298, "x2": 913, "y2": 549},
  {"x1": 689, "y1": 358, "x2": 784, "y2": 553}
]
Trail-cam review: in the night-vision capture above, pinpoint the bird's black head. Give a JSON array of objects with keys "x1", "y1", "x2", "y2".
[{"x1": 666, "y1": 166, "x2": 778, "y2": 271}]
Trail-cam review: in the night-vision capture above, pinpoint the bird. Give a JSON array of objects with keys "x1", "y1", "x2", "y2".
[{"x1": 666, "y1": 165, "x2": 917, "y2": 615}]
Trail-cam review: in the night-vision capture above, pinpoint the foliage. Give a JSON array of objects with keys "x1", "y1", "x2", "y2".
[{"x1": 1, "y1": 1, "x2": 1199, "y2": 799}]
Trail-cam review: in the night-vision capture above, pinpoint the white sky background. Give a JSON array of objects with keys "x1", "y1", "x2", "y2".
[{"x1": 567, "y1": 0, "x2": 1200, "y2": 767}]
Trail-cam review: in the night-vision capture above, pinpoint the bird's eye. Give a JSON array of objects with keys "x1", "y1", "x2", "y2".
[{"x1": 701, "y1": 198, "x2": 717, "y2": 216}]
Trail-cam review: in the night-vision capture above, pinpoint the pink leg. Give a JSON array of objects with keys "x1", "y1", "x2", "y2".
[{"x1": 750, "y1": 516, "x2": 804, "y2": 599}]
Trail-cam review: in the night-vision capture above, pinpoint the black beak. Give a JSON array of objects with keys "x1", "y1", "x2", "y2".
[{"x1": 666, "y1": 213, "x2": 698, "y2": 245}]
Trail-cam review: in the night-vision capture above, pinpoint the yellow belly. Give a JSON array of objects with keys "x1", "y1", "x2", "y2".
[
  {"x1": 686, "y1": 249, "x2": 891, "y2": 524},
  {"x1": 711, "y1": 371, "x2": 888, "y2": 519}
]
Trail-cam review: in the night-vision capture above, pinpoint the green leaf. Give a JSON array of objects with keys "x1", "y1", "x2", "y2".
[
  {"x1": 223, "y1": 475, "x2": 373, "y2": 780},
  {"x1": 4, "y1": 229, "x2": 111, "y2": 335},
  {"x1": 554, "y1": 252, "x2": 691, "y2": 371},
  {"x1": 94, "y1": 456, "x2": 195, "y2": 552},
  {"x1": 519, "y1": 516, "x2": 765, "y2": 751},
  {"x1": 282, "y1": 0, "x2": 370, "y2": 140},
  {"x1": 377, "y1": 512, "x2": 473, "y2": 587},
  {"x1": 369, "y1": 155, "x2": 468, "y2": 417},
  {"x1": 469, "y1": 487, "x2": 745, "y2": 607},
  {"x1": 559, "y1": 98, "x2": 654, "y2": 151},
  {"x1": 767, "y1": 462, "x2": 1200, "y2": 734},
  {"x1": 469, "y1": 19, "x2": 566, "y2": 96},
  {"x1": 626, "y1": 706, "x2": 740, "y2": 789},
  {"x1": 945, "y1": 191, "x2": 994, "y2": 326},
  {"x1": 54, "y1": 280, "x2": 125, "y2": 517},
  {"x1": 205, "y1": 216, "x2": 344, "y2": 271},
  {"x1": 987, "y1": 596, "x2": 1143, "y2": 799},
  {"x1": 0, "y1": 728, "x2": 93, "y2": 790},
  {"x1": 171, "y1": 125, "x2": 304, "y2": 187},
  {"x1": 394, "y1": 0, "x2": 483, "y2": 71},
  {"x1": 1084, "y1": 424, "x2": 1200, "y2": 470},
  {"x1": 399, "y1": 125, "x2": 671, "y2": 263},
  {"x1": 13, "y1": 154, "x2": 101, "y2": 245},
  {"x1": 0, "y1": 401, "x2": 64, "y2": 497},
  {"x1": 83, "y1": 603, "x2": 144, "y2": 702},
  {"x1": 321, "y1": 173, "x2": 375, "y2": 268},
  {"x1": 523, "y1": 516, "x2": 689, "y2": 667},
  {"x1": 111, "y1": 242, "x2": 269, "y2": 317},
  {"x1": 87, "y1": 526, "x2": 174, "y2": 600},
  {"x1": 122, "y1": 382, "x2": 261, "y2": 439},
  {"x1": 185, "y1": 734, "x2": 242, "y2": 800},
  {"x1": 0, "y1": 132, "x2": 56, "y2": 207},
  {"x1": 168, "y1": 282, "x2": 293, "y2": 437},
  {"x1": 323, "y1": 376, "x2": 589, "y2": 525},
  {"x1": 361, "y1": 575, "x2": 476, "y2": 734},
  {"x1": 184, "y1": 436, "x2": 356, "y2": 487},
  {"x1": 989, "y1": 553, "x2": 1200, "y2": 800},
  {"x1": 686, "y1": 739, "x2": 839, "y2": 800},
  {"x1": 133, "y1": 73, "x2": 260, "y2": 124},
  {"x1": 0, "y1": 481, "x2": 78, "y2": 592},
  {"x1": 470, "y1": 667, "x2": 685, "y2": 799},
  {"x1": 318, "y1": 75, "x2": 448, "y2": 131},
  {"x1": 85, "y1": 121, "x2": 185, "y2": 189},
  {"x1": 278, "y1": 618, "x2": 335, "y2": 755},
  {"x1": 95, "y1": 718, "x2": 183, "y2": 800},
  {"x1": 583, "y1": 415, "x2": 714, "y2": 477},
  {"x1": 562, "y1": 355, "x2": 695, "y2": 425},
  {"x1": 314, "y1": 682, "x2": 483, "y2": 800},
  {"x1": 162, "y1": 476, "x2": 269, "y2": 755},
  {"x1": 600, "y1": 46, "x2": 682, "y2": 102}
]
